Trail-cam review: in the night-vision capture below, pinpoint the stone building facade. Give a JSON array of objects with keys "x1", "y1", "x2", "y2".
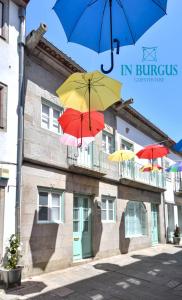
[{"x1": 22, "y1": 35, "x2": 181, "y2": 277}]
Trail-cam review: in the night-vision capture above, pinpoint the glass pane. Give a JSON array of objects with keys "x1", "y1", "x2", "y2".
[
  {"x1": 74, "y1": 198, "x2": 79, "y2": 208},
  {"x1": 101, "y1": 210, "x2": 106, "y2": 220},
  {"x1": 108, "y1": 200, "x2": 113, "y2": 209},
  {"x1": 73, "y1": 209, "x2": 79, "y2": 220},
  {"x1": 42, "y1": 104, "x2": 49, "y2": 128},
  {"x1": 83, "y1": 198, "x2": 88, "y2": 208},
  {"x1": 39, "y1": 207, "x2": 48, "y2": 221},
  {"x1": 109, "y1": 210, "x2": 114, "y2": 220},
  {"x1": 83, "y1": 209, "x2": 88, "y2": 221},
  {"x1": 73, "y1": 221, "x2": 79, "y2": 232},
  {"x1": 83, "y1": 221, "x2": 88, "y2": 232},
  {"x1": 39, "y1": 192, "x2": 48, "y2": 206},
  {"x1": 52, "y1": 193, "x2": 60, "y2": 206},
  {"x1": 53, "y1": 109, "x2": 60, "y2": 119},
  {"x1": 101, "y1": 199, "x2": 106, "y2": 209},
  {"x1": 51, "y1": 207, "x2": 60, "y2": 221}
]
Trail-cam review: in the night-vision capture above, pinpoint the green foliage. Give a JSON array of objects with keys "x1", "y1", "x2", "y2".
[
  {"x1": 5, "y1": 234, "x2": 22, "y2": 270},
  {"x1": 174, "y1": 225, "x2": 180, "y2": 238}
]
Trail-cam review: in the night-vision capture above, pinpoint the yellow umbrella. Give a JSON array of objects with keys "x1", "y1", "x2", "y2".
[
  {"x1": 108, "y1": 150, "x2": 135, "y2": 162},
  {"x1": 56, "y1": 71, "x2": 122, "y2": 113}
]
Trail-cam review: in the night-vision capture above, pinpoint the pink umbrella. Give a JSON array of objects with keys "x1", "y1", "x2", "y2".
[{"x1": 60, "y1": 133, "x2": 94, "y2": 148}]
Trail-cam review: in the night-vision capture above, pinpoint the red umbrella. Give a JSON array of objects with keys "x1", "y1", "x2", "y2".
[
  {"x1": 58, "y1": 108, "x2": 104, "y2": 139},
  {"x1": 136, "y1": 144, "x2": 169, "y2": 160}
]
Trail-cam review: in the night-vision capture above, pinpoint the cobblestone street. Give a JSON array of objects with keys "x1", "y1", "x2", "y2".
[{"x1": 1, "y1": 245, "x2": 182, "y2": 300}]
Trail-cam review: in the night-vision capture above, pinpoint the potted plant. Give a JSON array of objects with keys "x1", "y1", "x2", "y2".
[
  {"x1": 0, "y1": 234, "x2": 23, "y2": 289},
  {"x1": 173, "y1": 225, "x2": 181, "y2": 245}
]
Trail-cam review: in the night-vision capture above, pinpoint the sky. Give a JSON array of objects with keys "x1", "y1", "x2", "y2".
[{"x1": 26, "y1": 0, "x2": 182, "y2": 142}]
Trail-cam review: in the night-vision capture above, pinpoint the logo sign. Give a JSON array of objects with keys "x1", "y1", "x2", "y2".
[
  {"x1": 121, "y1": 47, "x2": 178, "y2": 83},
  {"x1": 142, "y1": 47, "x2": 157, "y2": 62}
]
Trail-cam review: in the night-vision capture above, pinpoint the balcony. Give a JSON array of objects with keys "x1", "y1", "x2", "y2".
[
  {"x1": 67, "y1": 144, "x2": 119, "y2": 179},
  {"x1": 119, "y1": 161, "x2": 166, "y2": 192},
  {"x1": 67, "y1": 144, "x2": 106, "y2": 177},
  {"x1": 174, "y1": 178, "x2": 182, "y2": 196}
]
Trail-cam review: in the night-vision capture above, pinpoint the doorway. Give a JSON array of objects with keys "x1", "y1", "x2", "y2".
[{"x1": 73, "y1": 195, "x2": 92, "y2": 260}]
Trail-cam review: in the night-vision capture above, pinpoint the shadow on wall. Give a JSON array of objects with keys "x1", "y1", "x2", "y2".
[
  {"x1": 119, "y1": 211, "x2": 130, "y2": 254},
  {"x1": 92, "y1": 199, "x2": 103, "y2": 257},
  {"x1": 29, "y1": 211, "x2": 59, "y2": 271}
]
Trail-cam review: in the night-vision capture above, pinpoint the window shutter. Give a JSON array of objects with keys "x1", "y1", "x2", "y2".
[
  {"x1": 0, "y1": 87, "x2": 3, "y2": 128},
  {"x1": 61, "y1": 192, "x2": 65, "y2": 223}
]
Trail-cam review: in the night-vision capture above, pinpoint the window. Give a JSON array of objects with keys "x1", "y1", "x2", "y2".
[
  {"x1": 41, "y1": 101, "x2": 63, "y2": 134},
  {"x1": 0, "y1": 1, "x2": 3, "y2": 36},
  {"x1": 102, "y1": 131, "x2": 114, "y2": 154},
  {"x1": 101, "y1": 196, "x2": 116, "y2": 222},
  {"x1": 125, "y1": 201, "x2": 147, "y2": 237},
  {"x1": 121, "y1": 139, "x2": 134, "y2": 151},
  {"x1": 0, "y1": 83, "x2": 7, "y2": 130},
  {"x1": 38, "y1": 189, "x2": 64, "y2": 223},
  {"x1": 0, "y1": 0, "x2": 8, "y2": 40},
  {"x1": 163, "y1": 159, "x2": 171, "y2": 180}
]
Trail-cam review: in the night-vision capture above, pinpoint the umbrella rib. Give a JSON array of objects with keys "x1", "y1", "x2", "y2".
[
  {"x1": 117, "y1": 0, "x2": 136, "y2": 44},
  {"x1": 151, "y1": 0, "x2": 167, "y2": 14},
  {"x1": 67, "y1": 0, "x2": 98, "y2": 41},
  {"x1": 98, "y1": 0, "x2": 108, "y2": 54},
  {"x1": 91, "y1": 86, "x2": 106, "y2": 110}
]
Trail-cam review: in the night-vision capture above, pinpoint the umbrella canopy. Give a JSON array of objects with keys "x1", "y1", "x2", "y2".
[
  {"x1": 60, "y1": 133, "x2": 94, "y2": 147},
  {"x1": 58, "y1": 108, "x2": 104, "y2": 138},
  {"x1": 56, "y1": 71, "x2": 121, "y2": 112},
  {"x1": 172, "y1": 139, "x2": 182, "y2": 153},
  {"x1": 166, "y1": 161, "x2": 182, "y2": 172},
  {"x1": 140, "y1": 163, "x2": 162, "y2": 172},
  {"x1": 108, "y1": 149, "x2": 135, "y2": 161},
  {"x1": 136, "y1": 144, "x2": 169, "y2": 160},
  {"x1": 53, "y1": 0, "x2": 168, "y2": 73}
]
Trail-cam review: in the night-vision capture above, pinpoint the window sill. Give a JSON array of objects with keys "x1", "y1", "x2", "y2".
[
  {"x1": 37, "y1": 221, "x2": 63, "y2": 224},
  {"x1": 125, "y1": 234, "x2": 148, "y2": 238},
  {"x1": 41, "y1": 126, "x2": 62, "y2": 136},
  {"x1": 102, "y1": 220, "x2": 116, "y2": 224}
]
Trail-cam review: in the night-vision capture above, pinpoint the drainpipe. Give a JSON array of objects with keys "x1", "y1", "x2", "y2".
[
  {"x1": 15, "y1": 21, "x2": 47, "y2": 237},
  {"x1": 15, "y1": 7, "x2": 26, "y2": 237}
]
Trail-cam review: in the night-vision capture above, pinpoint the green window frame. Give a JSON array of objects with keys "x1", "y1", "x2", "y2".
[
  {"x1": 101, "y1": 196, "x2": 116, "y2": 222},
  {"x1": 125, "y1": 201, "x2": 147, "y2": 237},
  {"x1": 38, "y1": 188, "x2": 65, "y2": 224},
  {"x1": 102, "y1": 131, "x2": 115, "y2": 154}
]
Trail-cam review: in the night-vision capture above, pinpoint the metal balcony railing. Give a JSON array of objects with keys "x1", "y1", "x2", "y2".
[
  {"x1": 174, "y1": 176, "x2": 182, "y2": 193},
  {"x1": 120, "y1": 160, "x2": 166, "y2": 189}
]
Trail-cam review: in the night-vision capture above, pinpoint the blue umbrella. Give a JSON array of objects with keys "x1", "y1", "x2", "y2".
[
  {"x1": 53, "y1": 0, "x2": 168, "y2": 73},
  {"x1": 172, "y1": 139, "x2": 182, "y2": 153}
]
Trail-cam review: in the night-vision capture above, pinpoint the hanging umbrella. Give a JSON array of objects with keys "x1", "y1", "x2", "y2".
[
  {"x1": 58, "y1": 108, "x2": 104, "y2": 140},
  {"x1": 56, "y1": 71, "x2": 121, "y2": 112},
  {"x1": 140, "y1": 163, "x2": 162, "y2": 172},
  {"x1": 108, "y1": 149, "x2": 135, "y2": 161},
  {"x1": 60, "y1": 133, "x2": 94, "y2": 147},
  {"x1": 53, "y1": 0, "x2": 168, "y2": 73},
  {"x1": 172, "y1": 139, "x2": 182, "y2": 153},
  {"x1": 165, "y1": 161, "x2": 182, "y2": 172},
  {"x1": 136, "y1": 144, "x2": 169, "y2": 160}
]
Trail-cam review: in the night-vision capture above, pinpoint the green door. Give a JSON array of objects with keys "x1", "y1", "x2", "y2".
[
  {"x1": 73, "y1": 196, "x2": 92, "y2": 261},
  {"x1": 151, "y1": 204, "x2": 159, "y2": 245}
]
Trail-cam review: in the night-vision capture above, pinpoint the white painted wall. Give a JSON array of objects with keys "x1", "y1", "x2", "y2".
[
  {"x1": 116, "y1": 116, "x2": 182, "y2": 241},
  {"x1": 0, "y1": 1, "x2": 20, "y2": 251}
]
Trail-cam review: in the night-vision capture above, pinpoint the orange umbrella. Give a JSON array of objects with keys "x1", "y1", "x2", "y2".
[{"x1": 140, "y1": 163, "x2": 163, "y2": 172}]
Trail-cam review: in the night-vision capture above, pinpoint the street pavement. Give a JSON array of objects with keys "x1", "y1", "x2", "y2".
[{"x1": 1, "y1": 244, "x2": 182, "y2": 300}]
